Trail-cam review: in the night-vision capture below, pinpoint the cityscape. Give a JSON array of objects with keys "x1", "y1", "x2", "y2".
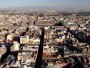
[{"x1": 0, "y1": 0, "x2": 90, "y2": 68}]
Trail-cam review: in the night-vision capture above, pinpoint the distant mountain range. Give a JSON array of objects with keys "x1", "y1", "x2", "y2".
[
  {"x1": 0, "y1": 6, "x2": 90, "y2": 12},
  {"x1": 0, "y1": 6, "x2": 60, "y2": 11}
]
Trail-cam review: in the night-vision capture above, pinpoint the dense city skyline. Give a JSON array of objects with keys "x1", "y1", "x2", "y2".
[{"x1": 0, "y1": 1, "x2": 90, "y2": 67}]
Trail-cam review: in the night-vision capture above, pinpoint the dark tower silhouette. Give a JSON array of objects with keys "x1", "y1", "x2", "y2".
[
  {"x1": 35, "y1": 28, "x2": 44, "y2": 68},
  {"x1": 0, "y1": 42, "x2": 11, "y2": 64}
]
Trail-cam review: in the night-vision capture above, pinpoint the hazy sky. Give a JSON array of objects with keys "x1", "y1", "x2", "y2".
[{"x1": 0, "y1": 0, "x2": 90, "y2": 11}]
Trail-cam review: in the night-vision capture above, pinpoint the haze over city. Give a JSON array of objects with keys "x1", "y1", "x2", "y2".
[
  {"x1": 0, "y1": 0, "x2": 90, "y2": 68},
  {"x1": 0, "y1": 0, "x2": 90, "y2": 11}
]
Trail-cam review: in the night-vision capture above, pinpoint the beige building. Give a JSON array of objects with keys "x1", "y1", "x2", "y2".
[
  {"x1": 20, "y1": 36, "x2": 29, "y2": 44},
  {"x1": 7, "y1": 34, "x2": 13, "y2": 40}
]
